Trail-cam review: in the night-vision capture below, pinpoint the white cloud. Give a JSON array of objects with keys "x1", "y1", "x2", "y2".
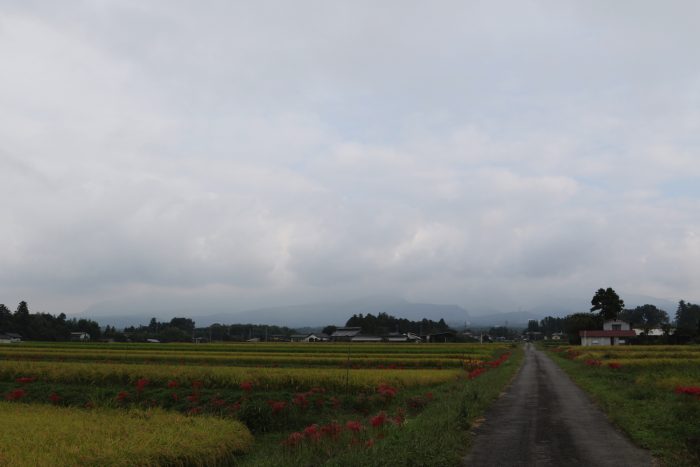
[{"x1": 1, "y1": 1, "x2": 699, "y2": 316}]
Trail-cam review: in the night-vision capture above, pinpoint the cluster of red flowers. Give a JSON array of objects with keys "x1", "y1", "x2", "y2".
[
  {"x1": 135, "y1": 378, "x2": 149, "y2": 393},
  {"x1": 345, "y1": 420, "x2": 362, "y2": 432},
  {"x1": 49, "y1": 392, "x2": 62, "y2": 404},
  {"x1": 370, "y1": 411, "x2": 387, "y2": 428},
  {"x1": 675, "y1": 386, "x2": 700, "y2": 398},
  {"x1": 115, "y1": 391, "x2": 129, "y2": 402},
  {"x1": 292, "y1": 392, "x2": 309, "y2": 410},
  {"x1": 267, "y1": 400, "x2": 287, "y2": 415},
  {"x1": 239, "y1": 381, "x2": 254, "y2": 393},
  {"x1": 15, "y1": 376, "x2": 36, "y2": 384},
  {"x1": 167, "y1": 380, "x2": 179, "y2": 389},
  {"x1": 487, "y1": 352, "x2": 511, "y2": 369},
  {"x1": 467, "y1": 352, "x2": 512, "y2": 380},
  {"x1": 210, "y1": 396, "x2": 227, "y2": 408},
  {"x1": 584, "y1": 359, "x2": 602, "y2": 367},
  {"x1": 607, "y1": 362, "x2": 622, "y2": 369},
  {"x1": 291, "y1": 387, "x2": 326, "y2": 411},
  {"x1": 191, "y1": 380, "x2": 204, "y2": 391},
  {"x1": 283, "y1": 409, "x2": 403, "y2": 450},
  {"x1": 376, "y1": 383, "x2": 398, "y2": 400},
  {"x1": 5, "y1": 388, "x2": 26, "y2": 401},
  {"x1": 375, "y1": 363, "x2": 402, "y2": 370}
]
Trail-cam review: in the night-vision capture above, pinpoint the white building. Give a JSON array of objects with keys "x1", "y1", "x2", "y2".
[{"x1": 580, "y1": 320, "x2": 636, "y2": 346}]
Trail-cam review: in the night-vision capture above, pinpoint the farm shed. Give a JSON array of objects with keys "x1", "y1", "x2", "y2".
[
  {"x1": 0, "y1": 333, "x2": 22, "y2": 343},
  {"x1": 351, "y1": 335, "x2": 383, "y2": 342},
  {"x1": 70, "y1": 332, "x2": 91, "y2": 342},
  {"x1": 330, "y1": 327, "x2": 361, "y2": 341}
]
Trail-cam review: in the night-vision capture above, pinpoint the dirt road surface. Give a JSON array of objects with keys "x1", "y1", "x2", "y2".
[{"x1": 462, "y1": 343, "x2": 653, "y2": 466}]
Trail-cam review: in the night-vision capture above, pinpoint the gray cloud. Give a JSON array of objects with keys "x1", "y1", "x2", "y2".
[{"x1": 1, "y1": 1, "x2": 699, "y2": 316}]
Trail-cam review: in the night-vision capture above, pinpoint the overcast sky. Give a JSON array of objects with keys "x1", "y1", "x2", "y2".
[{"x1": 1, "y1": 1, "x2": 699, "y2": 317}]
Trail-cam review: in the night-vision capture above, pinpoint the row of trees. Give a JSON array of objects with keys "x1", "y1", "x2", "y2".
[
  {"x1": 121, "y1": 318, "x2": 298, "y2": 342},
  {"x1": 343, "y1": 312, "x2": 454, "y2": 336},
  {"x1": 0, "y1": 301, "x2": 101, "y2": 340}
]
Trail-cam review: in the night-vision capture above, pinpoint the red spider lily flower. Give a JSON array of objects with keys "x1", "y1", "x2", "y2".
[
  {"x1": 191, "y1": 380, "x2": 204, "y2": 391},
  {"x1": 49, "y1": 392, "x2": 62, "y2": 404},
  {"x1": 239, "y1": 381, "x2": 253, "y2": 393},
  {"x1": 377, "y1": 384, "x2": 398, "y2": 400},
  {"x1": 283, "y1": 431, "x2": 304, "y2": 447},
  {"x1": 15, "y1": 377, "x2": 35, "y2": 384},
  {"x1": 267, "y1": 400, "x2": 287, "y2": 415},
  {"x1": 585, "y1": 359, "x2": 602, "y2": 367},
  {"x1": 370, "y1": 411, "x2": 387, "y2": 428},
  {"x1": 167, "y1": 380, "x2": 179, "y2": 389},
  {"x1": 135, "y1": 378, "x2": 149, "y2": 392},
  {"x1": 292, "y1": 393, "x2": 309, "y2": 409},
  {"x1": 365, "y1": 438, "x2": 375, "y2": 448},
  {"x1": 346, "y1": 420, "x2": 363, "y2": 432},
  {"x1": 116, "y1": 391, "x2": 129, "y2": 402},
  {"x1": 468, "y1": 368, "x2": 486, "y2": 379},
  {"x1": 5, "y1": 388, "x2": 27, "y2": 401},
  {"x1": 210, "y1": 397, "x2": 226, "y2": 408},
  {"x1": 608, "y1": 362, "x2": 622, "y2": 370},
  {"x1": 303, "y1": 424, "x2": 321, "y2": 441},
  {"x1": 675, "y1": 386, "x2": 700, "y2": 396},
  {"x1": 320, "y1": 422, "x2": 343, "y2": 439},
  {"x1": 171, "y1": 392, "x2": 180, "y2": 401}
]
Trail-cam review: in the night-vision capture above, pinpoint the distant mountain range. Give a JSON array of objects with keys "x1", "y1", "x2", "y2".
[
  {"x1": 74, "y1": 293, "x2": 683, "y2": 330},
  {"x1": 78, "y1": 296, "x2": 471, "y2": 328}
]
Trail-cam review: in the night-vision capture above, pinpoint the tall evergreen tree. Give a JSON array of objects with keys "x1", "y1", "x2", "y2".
[{"x1": 590, "y1": 288, "x2": 624, "y2": 321}]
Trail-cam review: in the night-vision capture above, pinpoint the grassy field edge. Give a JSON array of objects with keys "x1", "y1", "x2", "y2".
[{"x1": 544, "y1": 346, "x2": 700, "y2": 467}]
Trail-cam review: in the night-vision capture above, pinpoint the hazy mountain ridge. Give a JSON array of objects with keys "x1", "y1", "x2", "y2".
[{"x1": 75, "y1": 293, "x2": 685, "y2": 329}]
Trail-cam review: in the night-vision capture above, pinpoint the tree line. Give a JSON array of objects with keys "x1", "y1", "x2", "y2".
[
  {"x1": 342, "y1": 312, "x2": 454, "y2": 336},
  {"x1": 0, "y1": 301, "x2": 101, "y2": 340},
  {"x1": 121, "y1": 317, "x2": 298, "y2": 342}
]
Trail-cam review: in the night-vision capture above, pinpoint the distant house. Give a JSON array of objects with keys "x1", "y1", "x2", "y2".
[
  {"x1": 0, "y1": 333, "x2": 22, "y2": 344},
  {"x1": 289, "y1": 333, "x2": 328, "y2": 342},
  {"x1": 580, "y1": 320, "x2": 636, "y2": 346},
  {"x1": 290, "y1": 334, "x2": 310, "y2": 342},
  {"x1": 632, "y1": 327, "x2": 667, "y2": 337},
  {"x1": 314, "y1": 333, "x2": 330, "y2": 342},
  {"x1": 386, "y1": 332, "x2": 422, "y2": 343},
  {"x1": 550, "y1": 332, "x2": 566, "y2": 341},
  {"x1": 424, "y1": 331, "x2": 456, "y2": 343},
  {"x1": 330, "y1": 327, "x2": 362, "y2": 341},
  {"x1": 70, "y1": 332, "x2": 90, "y2": 342},
  {"x1": 350, "y1": 335, "x2": 383, "y2": 342}
]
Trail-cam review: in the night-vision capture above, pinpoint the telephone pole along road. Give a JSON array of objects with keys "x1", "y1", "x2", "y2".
[{"x1": 463, "y1": 343, "x2": 653, "y2": 467}]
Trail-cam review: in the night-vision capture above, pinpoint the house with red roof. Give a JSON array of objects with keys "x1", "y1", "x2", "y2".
[{"x1": 579, "y1": 320, "x2": 636, "y2": 346}]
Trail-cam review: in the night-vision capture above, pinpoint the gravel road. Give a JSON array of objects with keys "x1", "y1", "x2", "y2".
[{"x1": 462, "y1": 343, "x2": 653, "y2": 466}]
